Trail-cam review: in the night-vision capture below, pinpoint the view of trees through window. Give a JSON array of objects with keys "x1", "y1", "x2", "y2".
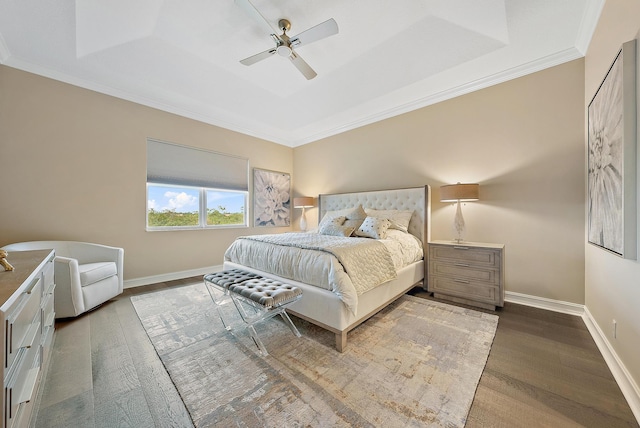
[{"x1": 147, "y1": 184, "x2": 246, "y2": 229}]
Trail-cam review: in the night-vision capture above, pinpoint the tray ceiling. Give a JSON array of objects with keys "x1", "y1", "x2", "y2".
[{"x1": 0, "y1": 0, "x2": 603, "y2": 147}]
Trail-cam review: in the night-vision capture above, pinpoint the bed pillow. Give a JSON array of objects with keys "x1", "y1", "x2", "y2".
[
  {"x1": 343, "y1": 204, "x2": 367, "y2": 232},
  {"x1": 318, "y1": 216, "x2": 354, "y2": 237},
  {"x1": 365, "y1": 209, "x2": 414, "y2": 233},
  {"x1": 355, "y1": 216, "x2": 391, "y2": 239},
  {"x1": 318, "y1": 210, "x2": 349, "y2": 230},
  {"x1": 318, "y1": 205, "x2": 367, "y2": 235}
]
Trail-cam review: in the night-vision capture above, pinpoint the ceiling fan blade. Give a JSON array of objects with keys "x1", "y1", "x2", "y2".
[
  {"x1": 289, "y1": 51, "x2": 317, "y2": 80},
  {"x1": 234, "y1": 0, "x2": 277, "y2": 36},
  {"x1": 289, "y1": 18, "x2": 338, "y2": 47},
  {"x1": 240, "y1": 48, "x2": 277, "y2": 66}
]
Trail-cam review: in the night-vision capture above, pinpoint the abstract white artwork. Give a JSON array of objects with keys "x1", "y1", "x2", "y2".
[
  {"x1": 253, "y1": 168, "x2": 291, "y2": 227},
  {"x1": 587, "y1": 39, "x2": 637, "y2": 259}
]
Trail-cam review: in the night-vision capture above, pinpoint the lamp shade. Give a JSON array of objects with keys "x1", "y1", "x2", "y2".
[
  {"x1": 440, "y1": 183, "x2": 479, "y2": 202},
  {"x1": 293, "y1": 197, "x2": 315, "y2": 208}
]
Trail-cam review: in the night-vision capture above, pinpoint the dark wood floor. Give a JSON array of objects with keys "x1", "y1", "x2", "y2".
[{"x1": 32, "y1": 278, "x2": 638, "y2": 427}]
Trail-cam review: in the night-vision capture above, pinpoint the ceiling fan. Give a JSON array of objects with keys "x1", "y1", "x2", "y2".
[{"x1": 235, "y1": 0, "x2": 339, "y2": 80}]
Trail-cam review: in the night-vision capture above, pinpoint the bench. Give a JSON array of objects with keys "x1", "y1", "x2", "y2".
[{"x1": 203, "y1": 269, "x2": 302, "y2": 356}]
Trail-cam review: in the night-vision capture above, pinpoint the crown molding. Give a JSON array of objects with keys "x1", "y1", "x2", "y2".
[
  {"x1": 290, "y1": 47, "x2": 585, "y2": 147},
  {"x1": 574, "y1": 0, "x2": 606, "y2": 55},
  {"x1": 3, "y1": 46, "x2": 584, "y2": 149},
  {"x1": 1, "y1": 57, "x2": 293, "y2": 146}
]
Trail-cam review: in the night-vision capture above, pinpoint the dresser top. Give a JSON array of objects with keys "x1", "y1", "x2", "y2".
[
  {"x1": 0, "y1": 249, "x2": 54, "y2": 307},
  {"x1": 429, "y1": 240, "x2": 504, "y2": 249}
]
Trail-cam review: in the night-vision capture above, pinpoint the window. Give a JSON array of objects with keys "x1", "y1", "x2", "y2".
[{"x1": 146, "y1": 139, "x2": 248, "y2": 230}]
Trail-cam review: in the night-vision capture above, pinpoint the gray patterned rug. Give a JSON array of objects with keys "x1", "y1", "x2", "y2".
[{"x1": 131, "y1": 283, "x2": 498, "y2": 427}]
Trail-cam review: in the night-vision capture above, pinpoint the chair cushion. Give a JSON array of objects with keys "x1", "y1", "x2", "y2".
[{"x1": 79, "y1": 262, "x2": 117, "y2": 287}]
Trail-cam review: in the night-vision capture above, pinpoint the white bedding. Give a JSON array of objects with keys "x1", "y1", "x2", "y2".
[{"x1": 223, "y1": 231, "x2": 423, "y2": 314}]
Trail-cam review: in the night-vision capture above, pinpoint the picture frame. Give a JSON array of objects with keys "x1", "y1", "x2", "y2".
[
  {"x1": 587, "y1": 39, "x2": 637, "y2": 259},
  {"x1": 253, "y1": 168, "x2": 291, "y2": 227}
]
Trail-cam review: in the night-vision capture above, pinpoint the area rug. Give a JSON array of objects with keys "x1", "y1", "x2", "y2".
[{"x1": 131, "y1": 283, "x2": 498, "y2": 427}]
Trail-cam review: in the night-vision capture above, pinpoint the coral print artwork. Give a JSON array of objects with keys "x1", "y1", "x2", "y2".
[
  {"x1": 253, "y1": 168, "x2": 291, "y2": 227},
  {"x1": 587, "y1": 39, "x2": 636, "y2": 259}
]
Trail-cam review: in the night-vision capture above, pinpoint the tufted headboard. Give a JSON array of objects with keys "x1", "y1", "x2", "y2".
[{"x1": 319, "y1": 186, "x2": 431, "y2": 245}]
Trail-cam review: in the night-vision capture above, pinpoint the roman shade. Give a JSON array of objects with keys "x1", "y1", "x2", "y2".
[{"x1": 146, "y1": 139, "x2": 249, "y2": 191}]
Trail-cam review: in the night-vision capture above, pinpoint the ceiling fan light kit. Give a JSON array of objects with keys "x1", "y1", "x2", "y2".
[{"x1": 236, "y1": 0, "x2": 339, "y2": 80}]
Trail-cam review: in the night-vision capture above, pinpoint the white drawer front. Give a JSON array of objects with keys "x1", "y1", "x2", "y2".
[
  {"x1": 4, "y1": 343, "x2": 40, "y2": 428},
  {"x1": 5, "y1": 278, "x2": 42, "y2": 370}
]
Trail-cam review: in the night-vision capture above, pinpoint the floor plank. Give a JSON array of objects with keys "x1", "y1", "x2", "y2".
[{"x1": 32, "y1": 279, "x2": 638, "y2": 428}]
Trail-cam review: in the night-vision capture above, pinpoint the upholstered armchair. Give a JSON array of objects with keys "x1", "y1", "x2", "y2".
[{"x1": 1, "y1": 241, "x2": 124, "y2": 318}]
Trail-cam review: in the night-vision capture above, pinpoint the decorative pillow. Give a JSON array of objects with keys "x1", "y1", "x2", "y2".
[
  {"x1": 318, "y1": 205, "x2": 366, "y2": 235},
  {"x1": 355, "y1": 216, "x2": 391, "y2": 239},
  {"x1": 318, "y1": 211, "x2": 348, "y2": 230},
  {"x1": 343, "y1": 205, "x2": 367, "y2": 232},
  {"x1": 319, "y1": 223, "x2": 356, "y2": 237},
  {"x1": 318, "y1": 216, "x2": 351, "y2": 236},
  {"x1": 365, "y1": 209, "x2": 414, "y2": 233}
]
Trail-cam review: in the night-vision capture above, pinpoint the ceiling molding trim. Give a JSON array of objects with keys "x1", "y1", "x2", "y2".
[
  {"x1": 574, "y1": 0, "x2": 606, "y2": 55},
  {"x1": 290, "y1": 47, "x2": 585, "y2": 147},
  {"x1": 0, "y1": 33, "x2": 10, "y2": 64},
  {"x1": 1, "y1": 58, "x2": 293, "y2": 146}
]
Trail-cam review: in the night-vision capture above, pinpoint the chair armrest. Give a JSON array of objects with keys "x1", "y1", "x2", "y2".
[
  {"x1": 68, "y1": 242, "x2": 124, "y2": 266},
  {"x1": 54, "y1": 256, "x2": 85, "y2": 316}
]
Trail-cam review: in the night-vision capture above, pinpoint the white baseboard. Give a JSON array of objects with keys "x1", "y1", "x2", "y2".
[
  {"x1": 582, "y1": 307, "x2": 640, "y2": 423},
  {"x1": 505, "y1": 291, "x2": 639, "y2": 423},
  {"x1": 504, "y1": 291, "x2": 585, "y2": 316},
  {"x1": 123, "y1": 264, "x2": 223, "y2": 289}
]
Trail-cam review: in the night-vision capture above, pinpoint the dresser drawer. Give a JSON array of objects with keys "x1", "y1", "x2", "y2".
[
  {"x1": 430, "y1": 245, "x2": 500, "y2": 268},
  {"x1": 429, "y1": 261, "x2": 500, "y2": 285},
  {"x1": 41, "y1": 261, "x2": 54, "y2": 297},
  {"x1": 4, "y1": 341, "x2": 40, "y2": 428},
  {"x1": 429, "y1": 276, "x2": 498, "y2": 304},
  {"x1": 5, "y1": 278, "x2": 42, "y2": 370}
]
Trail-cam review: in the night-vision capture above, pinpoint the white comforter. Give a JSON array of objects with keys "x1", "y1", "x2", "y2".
[{"x1": 223, "y1": 231, "x2": 423, "y2": 314}]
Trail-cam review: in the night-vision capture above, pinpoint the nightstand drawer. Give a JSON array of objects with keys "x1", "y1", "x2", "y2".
[
  {"x1": 427, "y1": 240, "x2": 504, "y2": 309},
  {"x1": 429, "y1": 276, "x2": 498, "y2": 304},
  {"x1": 430, "y1": 245, "x2": 499, "y2": 268},
  {"x1": 429, "y1": 261, "x2": 499, "y2": 285}
]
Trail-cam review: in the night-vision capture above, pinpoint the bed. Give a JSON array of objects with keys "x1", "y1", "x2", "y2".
[{"x1": 223, "y1": 186, "x2": 431, "y2": 352}]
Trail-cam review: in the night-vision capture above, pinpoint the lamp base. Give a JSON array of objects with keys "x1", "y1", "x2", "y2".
[
  {"x1": 299, "y1": 208, "x2": 308, "y2": 232},
  {"x1": 452, "y1": 200, "x2": 466, "y2": 242}
]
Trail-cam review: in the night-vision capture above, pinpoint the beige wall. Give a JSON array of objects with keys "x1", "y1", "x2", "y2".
[
  {"x1": 584, "y1": 0, "x2": 640, "y2": 400},
  {"x1": 0, "y1": 65, "x2": 293, "y2": 280},
  {"x1": 294, "y1": 59, "x2": 586, "y2": 304}
]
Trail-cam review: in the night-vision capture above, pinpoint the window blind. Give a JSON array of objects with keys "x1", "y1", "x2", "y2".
[{"x1": 147, "y1": 139, "x2": 248, "y2": 191}]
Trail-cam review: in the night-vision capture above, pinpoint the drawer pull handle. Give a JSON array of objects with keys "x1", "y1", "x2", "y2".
[
  {"x1": 454, "y1": 263, "x2": 470, "y2": 267},
  {"x1": 453, "y1": 246, "x2": 470, "y2": 250},
  {"x1": 454, "y1": 279, "x2": 470, "y2": 284}
]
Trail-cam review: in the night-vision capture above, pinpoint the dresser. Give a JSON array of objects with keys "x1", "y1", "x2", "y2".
[
  {"x1": 0, "y1": 250, "x2": 56, "y2": 428},
  {"x1": 428, "y1": 240, "x2": 504, "y2": 310}
]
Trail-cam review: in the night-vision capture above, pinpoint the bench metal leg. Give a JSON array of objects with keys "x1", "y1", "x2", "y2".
[
  {"x1": 204, "y1": 273, "x2": 302, "y2": 357},
  {"x1": 204, "y1": 281, "x2": 234, "y2": 331},
  {"x1": 279, "y1": 310, "x2": 301, "y2": 337}
]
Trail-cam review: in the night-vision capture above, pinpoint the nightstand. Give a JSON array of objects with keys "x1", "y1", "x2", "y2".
[{"x1": 428, "y1": 240, "x2": 504, "y2": 310}]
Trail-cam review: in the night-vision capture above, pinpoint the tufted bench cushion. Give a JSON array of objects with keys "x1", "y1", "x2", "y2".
[
  {"x1": 227, "y1": 278, "x2": 302, "y2": 309},
  {"x1": 204, "y1": 268, "x2": 303, "y2": 356},
  {"x1": 204, "y1": 269, "x2": 302, "y2": 309},
  {"x1": 204, "y1": 269, "x2": 261, "y2": 289}
]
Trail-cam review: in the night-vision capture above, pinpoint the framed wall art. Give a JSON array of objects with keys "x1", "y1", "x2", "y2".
[
  {"x1": 587, "y1": 39, "x2": 637, "y2": 259},
  {"x1": 253, "y1": 168, "x2": 291, "y2": 227}
]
